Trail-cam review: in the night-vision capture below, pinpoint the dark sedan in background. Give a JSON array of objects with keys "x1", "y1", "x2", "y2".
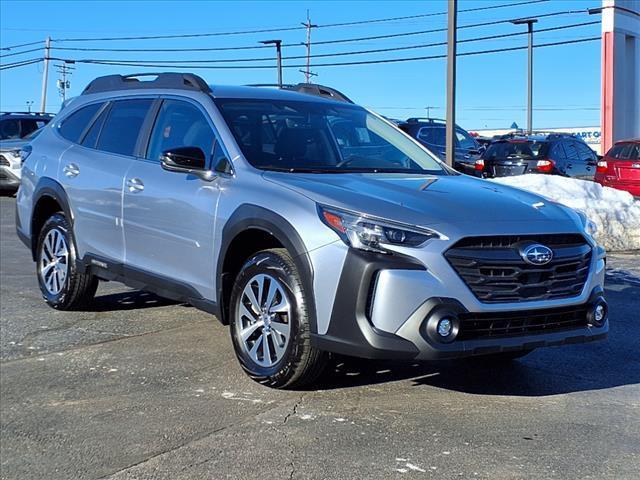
[
  {"x1": 476, "y1": 133, "x2": 599, "y2": 180},
  {"x1": 397, "y1": 118, "x2": 483, "y2": 175}
]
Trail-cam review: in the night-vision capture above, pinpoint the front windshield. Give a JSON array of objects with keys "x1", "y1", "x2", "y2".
[{"x1": 215, "y1": 98, "x2": 447, "y2": 174}]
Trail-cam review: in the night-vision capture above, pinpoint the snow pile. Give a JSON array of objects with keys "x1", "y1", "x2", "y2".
[{"x1": 490, "y1": 174, "x2": 640, "y2": 251}]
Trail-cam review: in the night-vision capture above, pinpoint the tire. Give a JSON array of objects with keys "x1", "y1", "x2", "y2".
[
  {"x1": 36, "y1": 212, "x2": 98, "y2": 310},
  {"x1": 229, "y1": 248, "x2": 327, "y2": 389}
]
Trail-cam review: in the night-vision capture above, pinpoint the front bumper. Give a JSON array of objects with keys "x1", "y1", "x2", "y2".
[
  {"x1": 311, "y1": 244, "x2": 608, "y2": 360},
  {"x1": 0, "y1": 163, "x2": 21, "y2": 189}
]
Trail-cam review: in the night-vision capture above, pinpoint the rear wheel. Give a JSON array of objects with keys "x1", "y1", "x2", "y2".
[
  {"x1": 36, "y1": 213, "x2": 98, "y2": 310},
  {"x1": 229, "y1": 248, "x2": 327, "y2": 389}
]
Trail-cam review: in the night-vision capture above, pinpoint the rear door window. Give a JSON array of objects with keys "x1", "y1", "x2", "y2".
[
  {"x1": 549, "y1": 142, "x2": 567, "y2": 160},
  {"x1": 563, "y1": 141, "x2": 580, "y2": 161},
  {"x1": 418, "y1": 126, "x2": 446, "y2": 147},
  {"x1": 59, "y1": 103, "x2": 103, "y2": 143},
  {"x1": 575, "y1": 142, "x2": 596, "y2": 161},
  {"x1": 97, "y1": 99, "x2": 153, "y2": 156}
]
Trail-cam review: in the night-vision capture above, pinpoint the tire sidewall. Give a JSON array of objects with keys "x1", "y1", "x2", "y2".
[
  {"x1": 36, "y1": 213, "x2": 78, "y2": 309},
  {"x1": 229, "y1": 251, "x2": 306, "y2": 382}
]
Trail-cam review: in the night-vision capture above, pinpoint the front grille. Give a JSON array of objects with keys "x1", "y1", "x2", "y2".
[
  {"x1": 0, "y1": 155, "x2": 9, "y2": 167},
  {"x1": 445, "y1": 234, "x2": 592, "y2": 303},
  {"x1": 458, "y1": 304, "x2": 589, "y2": 340}
]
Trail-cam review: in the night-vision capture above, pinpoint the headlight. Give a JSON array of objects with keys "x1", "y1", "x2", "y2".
[
  {"x1": 576, "y1": 210, "x2": 597, "y2": 239},
  {"x1": 318, "y1": 205, "x2": 442, "y2": 253}
]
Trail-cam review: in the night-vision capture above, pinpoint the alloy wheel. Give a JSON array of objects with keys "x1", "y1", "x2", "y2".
[
  {"x1": 236, "y1": 274, "x2": 291, "y2": 367},
  {"x1": 39, "y1": 228, "x2": 69, "y2": 295}
]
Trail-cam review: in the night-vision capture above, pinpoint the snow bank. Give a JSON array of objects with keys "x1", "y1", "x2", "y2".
[{"x1": 490, "y1": 174, "x2": 640, "y2": 252}]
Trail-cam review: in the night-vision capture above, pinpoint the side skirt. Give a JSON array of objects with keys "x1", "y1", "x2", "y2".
[{"x1": 77, "y1": 254, "x2": 221, "y2": 319}]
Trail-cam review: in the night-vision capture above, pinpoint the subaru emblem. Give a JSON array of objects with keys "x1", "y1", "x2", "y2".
[{"x1": 521, "y1": 244, "x2": 553, "y2": 265}]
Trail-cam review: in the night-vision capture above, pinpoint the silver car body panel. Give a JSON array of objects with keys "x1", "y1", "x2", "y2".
[{"x1": 15, "y1": 82, "x2": 606, "y2": 359}]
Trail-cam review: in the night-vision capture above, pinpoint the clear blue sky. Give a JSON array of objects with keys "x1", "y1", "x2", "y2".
[{"x1": 1, "y1": 0, "x2": 602, "y2": 129}]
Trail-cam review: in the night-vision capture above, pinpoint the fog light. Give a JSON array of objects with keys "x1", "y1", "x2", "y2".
[
  {"x1": 587, "y1": 299, "x2": 608, "y2": 327},
  {"x1": 437, "y1": 318, "x2": 453, "y2": 337},
  {"x1": 594, "y1": 304, "x2": 605, "y2": 323}
]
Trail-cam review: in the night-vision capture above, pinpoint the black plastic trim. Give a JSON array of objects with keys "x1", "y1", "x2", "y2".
[
  {"x1": 78, "y1": 253, "x2": 218, "y2": 315},
  {"x1": 315, "y1": 248, "x2": 424, "y2": 359},
  {"x1": 217, "y1": 204, "x2": 315, "y2": 328},
  {"x1": 30, "y1": 177, "x2": 74, "y2": 261}
]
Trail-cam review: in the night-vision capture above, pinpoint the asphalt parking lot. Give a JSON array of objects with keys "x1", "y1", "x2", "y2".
[{"x1": 1, "y1": 195, "x2": 639, "y2": 480}]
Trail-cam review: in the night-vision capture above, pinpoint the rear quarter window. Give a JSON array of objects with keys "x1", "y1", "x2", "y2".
[{"x1": 59, "y1": 103, "x2": 103, "y2": 143}]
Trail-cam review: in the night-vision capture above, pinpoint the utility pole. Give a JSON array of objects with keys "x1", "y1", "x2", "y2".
[
  {"x1": 445, "y1": 0, "x2": 457, "y2": 167},
  {"x1": 301, "y1": 10, "x2": 317, "y2": 83},
  {"x1": 425, "y1": 106, "x2": 436, "y2": 119},
  {"x1": 40, "y1": 36, "x2": 51, "y2": 113},
  {"x1": 260, "y1": 39, "x2": 283, "y2": 87},
  {"x1": 55, "y1": 62, "x2": 75, "y2": 102},
  {"x1": 511, "y1": 18, "x2": 537, "y2": 135}
]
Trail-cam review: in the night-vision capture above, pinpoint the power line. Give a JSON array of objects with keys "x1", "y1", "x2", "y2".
[
  {"x1": 313, "y1": 0, "x2": 550, "y2": 28},
  {"x1": 47, "y1": 36, "x2": 599, "y2": 70},
  {"x1": 0, "y1": 58, "x2": 43, "y2": 70},
  {"x1": 308, "y1": 8, "x2": 591, "y2": 47},
  {"x1": 0, "y1": 40, "x2": 43, "y2": 51},
  {"x1": 54, "y1": 20, "x2": 598, "y2": 65},
  {"x1": 48, "y1": 0, "x2": 550, "y2": 43},
  {"x1": 50, "y1": 6, "x2": 592, "y2": 55},
  {"x1": 0, "y1": 47, "x2": 43, "y2": 58}
]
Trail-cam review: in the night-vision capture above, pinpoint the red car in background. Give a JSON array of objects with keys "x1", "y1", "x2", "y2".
[{"x1": 595, "y1": 139, "x2": 640, "y2": 197}]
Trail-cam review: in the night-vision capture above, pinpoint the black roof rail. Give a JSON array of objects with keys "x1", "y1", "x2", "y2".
[
  {"x1": 405, "y1": 117, "x2": 446, "y2": 124},
  {"x1": 287, "y1": 83, "x2": 354, "y2": 103},
  {"x1": 81, "y1": 72, "x2": 211, "y2": 95},
  {"x1": 246, "y1": 82, "x2": 354, "y2": 103}
]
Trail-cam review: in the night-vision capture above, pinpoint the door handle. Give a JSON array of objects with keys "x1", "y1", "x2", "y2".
[
  {"x1": 126, "y1": 177, "x2": 145, "y2": 193},
  {"x1": 63, "y1": 163, "x2": 80, "y2": 178},
  {"x1": 566, "y1": 163, "x2": 573, "y2": 169}
]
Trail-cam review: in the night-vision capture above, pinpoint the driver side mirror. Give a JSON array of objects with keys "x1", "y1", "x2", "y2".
[{"x1": 160, "y1": 146, "x2": 216, "y2": 181}]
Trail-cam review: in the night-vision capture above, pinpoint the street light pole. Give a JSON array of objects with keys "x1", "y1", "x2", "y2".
[
  {"x1": 445, "y1": 0, "x2": 457, "y2": 167},
  {"x1": 511, "y1": 18, "x2": 538, "y2": 135},
  {"x1": 260, "y1": 40, "x2": 283, "y2": 87}
]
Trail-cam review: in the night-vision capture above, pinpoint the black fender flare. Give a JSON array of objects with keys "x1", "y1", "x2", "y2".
[
  {"x1": 217, "y1": 204, "x2": 316, "y2": 333},
  {"x1": 30, "y1": 178, "x2": 73, "y2": 260}
]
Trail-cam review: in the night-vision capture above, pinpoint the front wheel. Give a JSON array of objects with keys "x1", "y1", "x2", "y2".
[
  {"x1": 229, "y1": 248, "x2": 327, "y2": 389},
  {"x1": 36, "y1": 213, "x2": 98, "y2": 310}
]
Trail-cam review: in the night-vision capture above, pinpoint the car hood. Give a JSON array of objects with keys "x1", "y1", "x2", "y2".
[{"x1": 263, "y1": 172, "x2": 582, "y2": 234}]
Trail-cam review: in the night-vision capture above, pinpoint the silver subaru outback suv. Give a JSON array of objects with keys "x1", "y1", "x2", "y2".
[{"x1": 16, "y1": 73, "x2": 608, "y2": 388}]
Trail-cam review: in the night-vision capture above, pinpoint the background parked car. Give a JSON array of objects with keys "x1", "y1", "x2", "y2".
[
  {"x1": 0, "y1": 112, "x2": 52, "y2": 140},
  {"x1": 595, "y1": 138, "x2": 640, "y2": 197},
  {"x1": 397, "y1": 118, "x2": 482, "y2": 175},
  {"x1": 477, "y1": 132, "x2": 599, "y2": 180},
  {"x1": 0, "y1": 127, "x2": 43, "y2": 193}
]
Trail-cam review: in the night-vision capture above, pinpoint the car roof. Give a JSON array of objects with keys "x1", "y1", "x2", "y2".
[{"x1": 614, "y1": 138, "x2": 640, "y2": 145}]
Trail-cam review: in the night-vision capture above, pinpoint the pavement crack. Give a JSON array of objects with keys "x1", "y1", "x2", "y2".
[{"x1": 277, "y1": 393, "x2": 305, "y2": 479}]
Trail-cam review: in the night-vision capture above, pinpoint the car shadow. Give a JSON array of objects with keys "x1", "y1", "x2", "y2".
[
  {"x1": 314, "y1": 285, "x2": 640, "y2": 396},
  {"x1": 87, "y1": 290, "x2": 181, "y2": 312}
]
